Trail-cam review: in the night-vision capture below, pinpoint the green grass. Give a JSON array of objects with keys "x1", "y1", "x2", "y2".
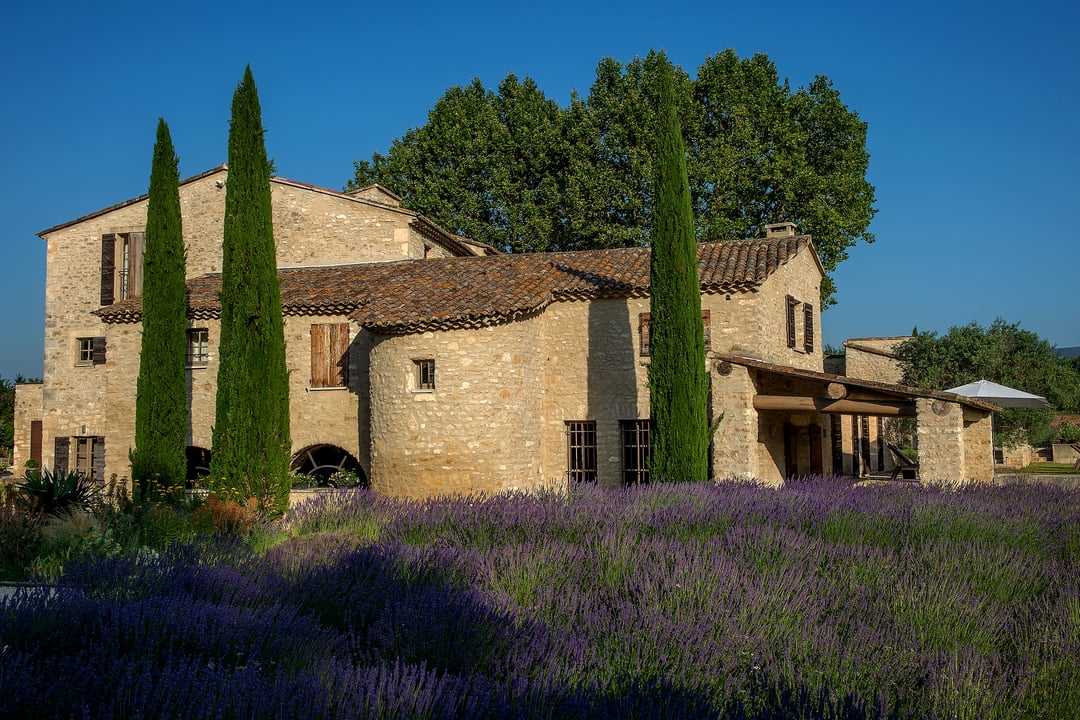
[{"x1": 1016, "y1": 462, "x2": 1079, "y2": 475}]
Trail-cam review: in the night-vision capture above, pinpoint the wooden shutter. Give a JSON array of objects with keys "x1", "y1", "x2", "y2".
[
  {"x1": 809, "y1": 424, "x2": 823, "y2": 475},
  {"x1": 54, "y1": 436, "x2": 70, "y2": 474},
  {"x1": 100, "y1": 234, "x2": 116, "y2": 305},
  {"x1": 30, "y1": 420, "x2": 43, "y2": 465},
  {"x1": 701, "y1": 309, "x2": 711, "y2": 351},
  {"x1": 639, "y1": 313, "x2": 651, "y2": 356},
  {"x1": 786, "y1": 296, "x2": 797, "y2": 349},
  {"x1": 127, "y1": 232, "x2": 145, "y2": 298},
  {"x1": 93, "y1": 436, "x2": 106, "y2": 483},
  {"x1": 311, "y1": 323, "x2": 349, "y2": 387},
  {"x1": 92, "y1": 336, "x2": 107, "y2": 365},
  {"x1": 830, "y1": 414, "x2": 843, "y2": 475},
  {"x1": 803, "y1": 303, "x2": 814, "y2": 353}
]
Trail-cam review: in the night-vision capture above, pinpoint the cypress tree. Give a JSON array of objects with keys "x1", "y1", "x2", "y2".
[
  {"x1": 210, "y1": 66, "x2": 292, "y2": 514},
  {"x1": 647, "y1": 53, "x2": 710, "y2": 483},
  {"x1": 130, "y1": 119, "x2": 188, "y2": 499}
]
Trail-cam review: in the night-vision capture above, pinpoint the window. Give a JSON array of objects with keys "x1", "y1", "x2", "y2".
[
  {"x1": 186, "y1": 329, "x2": 209, "y2": 367},
  {"x1": 638, "y1": 310, "x2": 712, "y2": 357},
  {"x1": 76, "y1": 337, "x2": 106, "y2": 366},
  {"x1": 621, "y1": 419, "x2": 651, "y2": 485},
  {"x1": 100, "y1": 231, "x2": 145, "y2": 305},
  {"x1": 414, "y1": 359, "x2": 435, "y2": 391},
  {"x1": 310, "y1": 323, "x2": 349, "y2": 387},
  {"x1": 54, "y1": 436, "x2": 104, "y2": 483},
  {"x1": 566, "y1": 421, "x2": 597, "y2": 483}
]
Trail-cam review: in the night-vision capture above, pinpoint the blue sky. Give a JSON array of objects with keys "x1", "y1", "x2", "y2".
[{"x1": 3, "y1": 0, "x2": 1077, "y2": 380}]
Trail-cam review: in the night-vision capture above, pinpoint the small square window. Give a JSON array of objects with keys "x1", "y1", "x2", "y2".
[
  {"x1": 77, "y1": 338, "x2": 94, "y2": 365},
  {"x1": 76, "y1": 337, "x2": 104, "y2": 366},
  {"x1": 187, "y1": 328, "x2": 209, "y2": 367},
  {"x1": 415, "y1": 359, "x2": 435, "y2": 391}
]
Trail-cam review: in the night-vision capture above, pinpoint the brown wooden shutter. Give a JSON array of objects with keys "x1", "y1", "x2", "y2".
[
  {"x1": 786, "y1": 296, "x2": 797, "y2": 348},
  {"x1": 93, "y1": 436, "x2": 106, "y2": 483},
  {"x1": 809, "y1": 424, "x2": 823, "y2": 475},
  {"x1": 830, "y1": 414, "x2": 843, "y2": 475},
  {"x1": 100, "y1": 234, "x2": 116, "y2": 305},
  {"x1": 639, "y1": 313, "x2": 651, "y2": 357},
  {"x1": 803, "y1": 303, "x2": 814, "y2": 353},
  {"x1": 330, "y1": 323, "x2": 349, "y2": 386},
  {"x1": 92, "y1": 336, "x2": 107, "y2": 365},
  {"x1": 311, "y1": 323, "x2": 349, "y2": 387},
  {"x1": 30, "y1": 420, "x2": 43, "y2": 465},
  {"x1": 54, "y1": 436, "x2": 70, "y2": 474},
  {"x1": 311, "y1": 324, "x2": 330, "y2": 387},
  {"x1": 127, "y1": 232, "x2": 145, "y2": 298},
  {"x1": 701, "y1": 310, "x2": 711, "y2": 351}
]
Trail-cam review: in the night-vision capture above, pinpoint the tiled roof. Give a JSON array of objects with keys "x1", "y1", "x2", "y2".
[{"x1": 97, "y1": 235, "x2": 814, "y2": 332}]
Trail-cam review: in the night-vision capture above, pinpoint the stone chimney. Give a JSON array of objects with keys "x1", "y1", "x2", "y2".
[{"x1": 765, "y1": 221, "x2": 798, "y2": 239}]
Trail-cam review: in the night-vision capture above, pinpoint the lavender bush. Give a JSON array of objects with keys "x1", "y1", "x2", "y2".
[{"x1": 1, "y1": 476, "x2": 1076, "y2": 718}]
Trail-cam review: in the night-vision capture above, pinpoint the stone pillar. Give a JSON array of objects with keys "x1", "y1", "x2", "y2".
[
  {"x1": 961, "y1": 409, "x2": 994, "y2": 482},
  {"x1": 712, "y1": 362, "x2": 762, "y2": 483},
  {"x1": 916, "y1": 398, "x2": 964, "y2": 485},
  {"x1": 12, "y1": 383, "x2": 44, "y2": 476}
]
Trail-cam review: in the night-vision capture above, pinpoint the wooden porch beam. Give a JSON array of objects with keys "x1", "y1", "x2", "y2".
[{"x1": 753, "y1": 395, "x2": 918, "y2": 417}]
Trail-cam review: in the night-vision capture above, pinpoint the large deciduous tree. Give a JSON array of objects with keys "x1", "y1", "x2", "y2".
[
  {"x1": 210, "y1": 67, "x2": 292, "y2": 514},
  {"x1": 351, "y1": 49, "x2": 875, "y2": 306},
  {"x1": 647, "y1": 53, "x2": 709, "y2": 484},
  {"x1": 130, "y1": 119, "x2": 189, "y2": 498},
  {"x1": 895, "y1": 319, "x2": 1080, "y2": 447}
]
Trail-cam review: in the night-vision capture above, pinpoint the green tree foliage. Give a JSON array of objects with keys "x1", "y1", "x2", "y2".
[
  {"x1": 210, "y1": 67, "x2": 292, "y2": 515},
  {"x1": 647, "y1": 53, "x2": 709, "y2": 484},
  {"x1": 130, "y1": 119, "x2": 189, "y2": 498},
  {"x1": 895, "y1": 319, "x2": 1080, "y2": 447},
  {"x1": 351, "y1": 50, "x2": 875, "y2": 305}
]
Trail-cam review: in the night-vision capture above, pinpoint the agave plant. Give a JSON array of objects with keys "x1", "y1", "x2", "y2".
[{"x1": 18, "y1": 467, "x2": 102, "y2": 517}]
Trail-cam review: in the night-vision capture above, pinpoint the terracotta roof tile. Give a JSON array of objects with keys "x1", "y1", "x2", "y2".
[{"x1": 96, "y1": 235, "x2": 814, "y2": 332}]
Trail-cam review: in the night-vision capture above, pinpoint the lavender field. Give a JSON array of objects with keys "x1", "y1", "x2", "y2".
[{"x1": 1, "y1": 477, "x2": 1077, "y2": 719}]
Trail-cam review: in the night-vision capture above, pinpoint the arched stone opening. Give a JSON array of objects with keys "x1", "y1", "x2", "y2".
[
  {"x1": 290, "y1": 444, "x2": 367, "y2": 487},
  {"x1": 186, "y1": 446, "x2": 212, "y2": 484}
]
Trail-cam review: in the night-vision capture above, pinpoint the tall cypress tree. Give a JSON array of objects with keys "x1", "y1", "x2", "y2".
[
  {"x1": 210, "y1": 66, "x2": 292, "y2": 514},
  {"x1": 647, "y1": 53, "x2": 709, "y2": 483},
  {"x1": 130, "y1": 119, "x2": 188, "y2": 498}
]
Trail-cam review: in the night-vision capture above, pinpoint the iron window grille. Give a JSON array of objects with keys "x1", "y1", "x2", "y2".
[
  {"x1": 621, "y1": 419, "x2": 651, "y2": 485},
  {"x1": 566, "y1": 421, "x2": 597, "y2": 483}
]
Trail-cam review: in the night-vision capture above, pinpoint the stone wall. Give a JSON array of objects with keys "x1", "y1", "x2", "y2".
[
  {"x1": 11, "y1": 383, "x2": 43, "y2": 474},
  {"x1": 844, "y1": 338, "x2": 905, "y2": 384},
  {"x1": 367, "y1": 320, "x2": 547, "y2": 497}
]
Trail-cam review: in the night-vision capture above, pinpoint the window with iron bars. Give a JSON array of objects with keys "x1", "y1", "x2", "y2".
[
  {"x1": 566, "y1": 421, "x2": 597, "y2": 483},
  {"x1": 621, "y1": 419, "x2": 651, "y2": 485}
]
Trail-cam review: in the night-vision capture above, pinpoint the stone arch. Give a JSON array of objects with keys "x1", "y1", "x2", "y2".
[
  {"x1": 186, "y1": 446, "x2": 212, "y2": 483},
  {"x1": 290, "y1": 443, "x2": 367, "y2": 487}
]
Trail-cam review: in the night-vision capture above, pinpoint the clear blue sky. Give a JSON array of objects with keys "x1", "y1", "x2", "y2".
[{"x1": 3, "y1": 0, "x2": 1077, "y2": 380}]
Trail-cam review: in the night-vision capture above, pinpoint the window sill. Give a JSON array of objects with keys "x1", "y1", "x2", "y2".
[
  {"x1": 186, "y1": 364, "x2": 209, "y2": 370},
  {"x1": 308, "y1": 386, "x2": 348, "y2": 392}
]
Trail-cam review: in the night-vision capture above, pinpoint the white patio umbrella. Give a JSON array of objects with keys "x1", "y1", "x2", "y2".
[
  {"x1": 944, "y1": 379, "x2": 1051, "y2": 408},
  {"x1": 945, "y1": 379, "x2": 1050, "y2": 473}
]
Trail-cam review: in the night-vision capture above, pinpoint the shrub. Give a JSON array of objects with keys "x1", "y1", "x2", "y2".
[
  {"x1": 1056, "y1": 423, "x2": 1080, "y2": 444},
  {"x1": 0, "y1": 487, "x2": 41, "y2": 579},
  {"x1": 18, "y1": 467, "x2": 102, "y2": 517},
  {"x1": 27, "y1": 508, "x2": 121, "y2": 581},
  {"x1": 192, "y1": 493, "x2": 261, "y2": 536}
]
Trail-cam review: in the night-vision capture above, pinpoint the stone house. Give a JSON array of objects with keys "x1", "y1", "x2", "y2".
[{"x1": 13, "y1": 167, "x2": 998, "y2": 494}]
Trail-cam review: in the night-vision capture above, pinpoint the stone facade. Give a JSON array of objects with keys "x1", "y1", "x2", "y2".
[
  {"x1": 26, "y1": 168, "x2": 487, "y2": 487},
  {"x1": 19, "y1": 169, "x2": 995, "y2": 495},
  {"x1": 843, "y1": 337, "x2": 907, "y2": 384}
]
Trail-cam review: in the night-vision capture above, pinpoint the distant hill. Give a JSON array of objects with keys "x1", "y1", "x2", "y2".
[{"x1": 1058, "y1": 346, "x2": 1080, "y2": 359}]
